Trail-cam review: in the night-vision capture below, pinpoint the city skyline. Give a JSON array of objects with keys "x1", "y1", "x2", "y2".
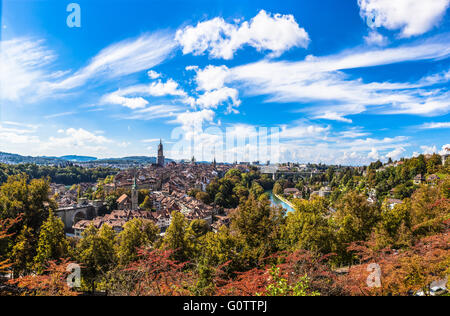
[{"x1": 1, "y1": 0, "x2": 450, "y2": 165}]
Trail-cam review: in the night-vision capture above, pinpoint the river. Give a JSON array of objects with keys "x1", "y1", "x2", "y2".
[{"x1": 266, "y1": 191, "x2": 296, "y2": 214}]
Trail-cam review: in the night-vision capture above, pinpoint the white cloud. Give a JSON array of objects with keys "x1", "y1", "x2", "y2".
[
  {"x1": 368, "y1": 147, "x2": 381, "y2": 160},
  {"x1": 0, "y1": 38, "x2": 56, "y2": 101},
  {"x1": 338, "y1": 128, "x2": 370, "y2": 138},
  {"x1": 421, "y1": 145, "x2": 438, "y2": 154},
  {"x1": 141, "y1": 138, "x2": 160, "y2": 143},
  {"x1": 165, "y1": 114, "x2": 410, "y2": 165},
  {"x1": 196, "y1": 87, "x2": 241, "y2": 112},
  {"x1": 0, "y1": 122, "x2": 40, "y2": 145},
  {"x1": 48, "y1": 128, "x2": 112, "y2": 147},
  {"x1": 358, "y1": 0, "x2": 450, "y2": 37},
  {"x1": 277, "y1": 124, "x2": 330, "y2": 139},
  {"x1": 194, "y1": 65, "x2": 230, "y2": 91},
  {"x1": 228, "y1": 36, "x2": 450, "y2": 117},
  {"x1": 147, "y1": 70, "x2": 161, "y2": 79},
  {"x1": 102, "y1": 94, "x2": 149, "y2": 110},
  {"x1": 185, "y1": 65, "x2": 241, "y2": 113},
  {"x1": 101, "y1": 79, "x2": 188, "y2": 109},
  {"x1": 386, "y1": 147, "x2": 406, "y2": 160},
  {"x1": 174, "y1": 109, "x2": 216, "y2": 129},
  {"x1": 49, "y1": 32, "x2": 176, "y2": 91},
  {"x1": 364, "y1": 31, "x2": 389, "y2": 46},
  {"x1": 419, "y1": 121, "x2": 450, "y2": 129},
  {"x1": 175, "y1": 10, "x2": 309, "y2": 60},
  {"x1": 314, "y1": 112, "x2": 353, "y2": 123},
  {"x1": 145, "y1": 79, "x2": 187, "y2": 97},
  {"x1": 28, "y1": 128, "x2": 120, "y2": 157},
  {"x1": 123, "y1": 105, "x2": 183, "y2": 120}
]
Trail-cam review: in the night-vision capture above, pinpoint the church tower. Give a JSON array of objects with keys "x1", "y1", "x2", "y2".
[
  {"x1": 157, "y1": 139, "x2": 165, "y2": 167},
  {"x1": 131, "y1": 175, "x2": 138, "y2": 210}
]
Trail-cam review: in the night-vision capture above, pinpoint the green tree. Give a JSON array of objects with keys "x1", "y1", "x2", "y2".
[
  {"x1": 139, "y1": 196, "x2": 153, "y2": 211},
  {"x1": 0, "y1": 174, "x2": 55, "y2": 235},
  {"x1": 201, "y1": 226, "x2": 238, "y2": 274},
  {"x1": 105, "y1": 194, "x2": 118, "y2": 212},
  {"x1": 195, "y1": 191, "x2": 211, "y2": 204},
  {"x1": 77, "y1": 224, "x2": 116, "y2": 292},
  {"x1": 426, "y1": 154, "x2": 442, "y2": 174},
  {"x1": 116, "y1": 218, "x2": 159, "y2": 265},
  {"x1": 34, "y1": 211, "x2": 69, "y2": 273},
  {"x1": 162, "y1": 211, "x2": 188, "y2": 262},
  {"x1": 266, "y1": 267, "x2": 320, "y2": 297},
  {"x1": 333, "y1": 192, "x2": 380, "y2": 263},
  {"x1": 11, "y1": 226, "x2": 36, "y2": 277},
  {"x1": 273, "y1": 182, "x2": 283, "y2": 195},
  {"x1": 373, "y1": 201, "x2": 412, "y2": 249},
  {"x1": 184, "y1": 219, "x2": 209, "y2": 259},
  {"x1": 282, "y1": 198, "x2": 334, "y2": 254},
  {"x1": 231, "y1": 194, "x2": 285, "y2": 268}
]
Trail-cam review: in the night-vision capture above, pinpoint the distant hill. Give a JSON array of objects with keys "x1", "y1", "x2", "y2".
[
  {"x1": 95, "y1": 156, "x2": 173, "y2": 165},
  {"x1": 0, "y1": 152, "x2": 172, "y2": 166},
  {"x1": 60, "y1": 155, "x2": 98, "y2": 162},
  {"x1": 0, "y1": 152, "x2": 65, "y2": 165},
  {"x1": 95, "y1": 156, "x2": 156, "y2": 164}
]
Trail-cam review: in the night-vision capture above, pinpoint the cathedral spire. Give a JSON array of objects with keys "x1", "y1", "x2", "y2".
[
  {"x1": 157, "y1": 139, "x2": 165, "y2": 167},
  {"x1": 132, "y1": 174, "x2": 137, "y2": 190},
  {"x1": 131, "y1": 171, "x2": 138, "y2": 210}
]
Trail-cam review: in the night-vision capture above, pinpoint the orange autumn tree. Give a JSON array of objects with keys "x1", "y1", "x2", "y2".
[
  {"x1": 340, "y1": 223, "x2": 449, "y2": 296},
  {"x1": 215, "y1": 251, "x2": 344, "y2": 296},
  {"x1": 9, "y1": 259, "x2": 80, "y2": 296},
  {"x1": 109, "y1": 249, "x2": 196, "y2": 296}
]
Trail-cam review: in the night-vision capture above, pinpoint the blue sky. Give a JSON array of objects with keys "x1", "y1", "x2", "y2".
[{"x1": 0, "y1": 0, "x2": 449, "y2": 165}]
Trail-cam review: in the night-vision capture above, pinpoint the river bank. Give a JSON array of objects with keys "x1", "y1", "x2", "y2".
[{"x1": 266, "y1": 191, "x2": 296, "y2": 214}]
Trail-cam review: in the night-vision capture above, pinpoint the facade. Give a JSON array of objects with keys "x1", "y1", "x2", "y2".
[
  {"x1": 319, "y1": 186, "x2": 332, "y2": 198},
  {"x1": 386, "y1": 198, "x2": 403, "y2": 210},
  {"x1": 443, "y1": 152, "x2": 449, "y2": 166},
  {"x1": 117, "y1": 194, "x2": 131, "y2": 210},
  {"x1": 414, "y1": 174, "x2": 425, "y2": 185}
]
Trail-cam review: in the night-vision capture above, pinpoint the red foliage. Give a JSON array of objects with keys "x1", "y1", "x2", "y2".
[
  {"x1": 8, "y1": 259, "x2": 80, "y2": 296},
  {"x1": 123, "y1": 249, "x2": 195, "y2": 296},
  {"x1": 339, "y1": 227, "x2": 450, "y2": 296},
  {"x1": 215, "y1": 250, "x2": 344, "y2": 296}
]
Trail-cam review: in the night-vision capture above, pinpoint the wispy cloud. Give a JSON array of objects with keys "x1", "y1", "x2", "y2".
[
  {"x1": 227, "y1": 35, "x2": 450, "y2": 119},
  {"x1": 419, "y1": 121, "x2": 450, "y2": 129},
  {"x1": 48, "y1": 32, "x2": 176, "y2": 91},
  {"x1": 123, "y1": 105, "x2": 183, "y2": 120},
  {"x1": 101, "y1": 79, "x2": 188, "y2": 110},
  {"x1": 0, "y1": 38, "x2": 56, "y2": 101},
  {"x1": 44, "y1": 111, "x2": 76, "y2": 119}
]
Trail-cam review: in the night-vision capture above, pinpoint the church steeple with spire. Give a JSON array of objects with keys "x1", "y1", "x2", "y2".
[
  {"x1": 131, "y1": 173, "x2": 138, "y2": 210},
  {"x1": 157, "y1": 139, "x2": 165, "y2": 167}
]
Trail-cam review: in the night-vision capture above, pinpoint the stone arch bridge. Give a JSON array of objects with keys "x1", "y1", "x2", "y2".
[{"x1": 55, "y1": 200, "x2": 105, "y2": 232}]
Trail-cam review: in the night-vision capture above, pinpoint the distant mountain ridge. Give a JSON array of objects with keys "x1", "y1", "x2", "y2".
[
  {"x1": 0, "y1": 152, "x2": 173, "y2": 165},
  {"x1": 59, "y1": 155, "x2": 98, "y2": 162}
]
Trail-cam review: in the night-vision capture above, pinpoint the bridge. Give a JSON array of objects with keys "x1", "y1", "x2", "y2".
[
  {"x1": 260, "y1": 166, "x2": 320, "y2": 180},
  {"x1": 55, "y1": 200, "x2": 105, "y2": 232}
]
